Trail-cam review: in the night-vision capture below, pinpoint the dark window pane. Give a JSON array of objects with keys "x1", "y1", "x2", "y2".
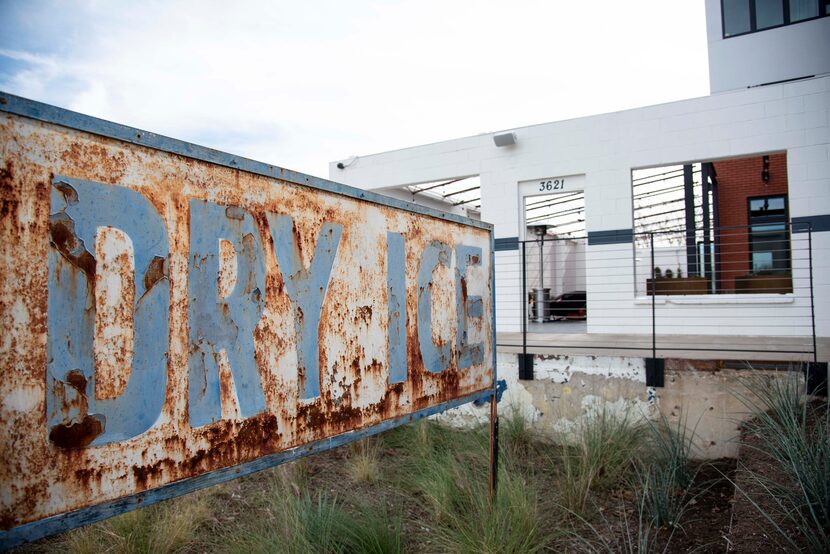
[
  {"x1": 750, "y1": 196, "x2": 786, "y2": 216},
  {"x1": 723, "y1": 0, "x2": 751, "y2": 35},
  {"x1": 755, "y1": 0, "x2": 785, "y2": 29},
  {"x1": 790, "y1": 0, "x2": 819, "y2": 21}
]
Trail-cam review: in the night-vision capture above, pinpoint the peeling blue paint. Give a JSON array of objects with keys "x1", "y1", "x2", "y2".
[
  {"x1": 455, "y1": 245, "x2": 484, "y2": 369},
  {"x1": 268, "y1": 215, "x2": 342, "y2": 399},
  {"x1": 417, "y1": 240, "x2": 452, "y2": 373},
  {"x1": 188, "y1": 200, "x2": 266, "y2": 427},
  {"x1": 386, "y1": 232, "x2": 407, "y2": 384},
  {"x1": 46, "y1": 176, "x2": 170, "y2": 446}
]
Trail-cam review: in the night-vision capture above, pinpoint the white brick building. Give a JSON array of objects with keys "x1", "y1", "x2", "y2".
[{"x1": 327, "y1": 1, "x2": 830, "y2": 457}]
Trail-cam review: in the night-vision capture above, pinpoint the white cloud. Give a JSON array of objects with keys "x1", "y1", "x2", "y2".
[{"x1": 0, "y1": 0, "x2": 709, "y2": 176}]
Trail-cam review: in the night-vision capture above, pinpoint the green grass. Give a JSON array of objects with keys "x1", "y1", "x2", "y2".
[
  {"x1": 221, "y1": 469, "x2": 403, "y2": 554},
  {"x1": 400, "y1": 419, "x2": 552, "y2": 553},
  {"x1": 631, "y1": 412, "x2": 702, "y2": 530},
  {"x1": 732, "y1": 371, "x2": 830, "y2": 552},
  {"x1": 556, "y1": 405, "x2": 646, "y2": 515},
  {"x1": 22, "y1": 399, "x2": 745, "y2": 553},
  {"x1": 429, "y1": 461, "x2": 552, "y2": 554},
  {"x1": 54, "y1": 490, "x2": 213, "y2": 554},
  {"x1": 501, "y1": 403, "x2": 536, "y2": 459},
  {"x1": 348, "y1": 437, "x2": 382, "y2": 483}
]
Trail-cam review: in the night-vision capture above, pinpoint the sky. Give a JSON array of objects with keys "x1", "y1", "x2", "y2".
[{"x1": 0, "y1": 0, "x2": 710, "y2": 178}]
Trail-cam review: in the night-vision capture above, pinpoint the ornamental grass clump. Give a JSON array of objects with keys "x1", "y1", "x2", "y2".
[{"x1": 733, "y1": 371, "x2": 830, "y2": 552}]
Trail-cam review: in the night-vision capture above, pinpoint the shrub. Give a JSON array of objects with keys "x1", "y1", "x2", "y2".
[
  {"x1": 223, "y1": 471, "x2": 403, "y2": 554},
  {"x1": 60, "y1": 491, "x2": 212, "y2": 554},
  {"x1": 349, "y1": 437, "x2": 382, "y2": 483},
  {"x1": 733, "y1": 371, "x2": 830, "y2": 552},
  {"x1": 557, "y1": 405, "x2": 645, "y2": 515}
]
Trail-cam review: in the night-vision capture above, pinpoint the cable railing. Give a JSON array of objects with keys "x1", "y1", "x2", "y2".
[{"x1": 495, "y1": 222, "x2": 818, "y2": 367}]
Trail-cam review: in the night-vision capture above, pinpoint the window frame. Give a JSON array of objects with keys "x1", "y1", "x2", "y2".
[
  {"x1": 746, "y1": 194, "x2": 791, "y2": 274},
  {"x1": 721, "y1": 0, "x2": 830, "y2": 38}
]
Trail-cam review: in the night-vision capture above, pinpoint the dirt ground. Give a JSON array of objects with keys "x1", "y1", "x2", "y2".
[{"x1": 15, "y1": 401, "x2": 826, "y2": 553}]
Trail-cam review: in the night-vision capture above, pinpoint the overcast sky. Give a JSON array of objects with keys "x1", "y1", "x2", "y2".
[{"x1": 0, "y1": 0, "x2": 710, "y2": 178}]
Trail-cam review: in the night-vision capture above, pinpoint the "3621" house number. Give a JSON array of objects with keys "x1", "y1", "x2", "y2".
[{"x1": 538, "y1": 178, "x2": 565, "y2": 191}]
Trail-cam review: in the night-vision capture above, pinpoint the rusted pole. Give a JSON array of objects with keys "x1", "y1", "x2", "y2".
[{"x1": 488, "y1": 391, "x2": 499, "y2": 504}]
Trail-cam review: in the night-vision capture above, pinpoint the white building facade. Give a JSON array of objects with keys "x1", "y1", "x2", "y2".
[
  {"x1": 328, "y1": 0, "x2": 830, "y2": 456},
  {"x1": 330, "y1": 1, "x2": 830, "y2": 344}
]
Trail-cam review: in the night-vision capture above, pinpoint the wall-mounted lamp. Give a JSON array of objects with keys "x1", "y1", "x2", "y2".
[
  {"x1": 493, "y1": 132, "x2": 516, "y2": 147},
  {"x1": 336, "y1": 156, "x2": 359, "y2": 170},
  {"x1": 762, "y1": 155, "x2": 770, "y2": 183}
]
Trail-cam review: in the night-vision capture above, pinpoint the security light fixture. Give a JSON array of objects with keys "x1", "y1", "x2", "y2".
[
  {"x1": 336, "y1": 156, "x2": 359, "y2": 170},
  {"x1": 493, "y1": 132, "x2": 516, "y2": 147},
  {"x1": 762, "y1": 155, "x2": 770, "y2": 183}
]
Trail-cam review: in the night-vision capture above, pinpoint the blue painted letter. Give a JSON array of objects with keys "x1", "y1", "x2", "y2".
[
  {"x1": 417, "y1": 240, "x2": 452, "y2": 373},
  {"x1": 387, "y1": 232, "x2": 407, "y2": 384},
  {"x1": 188, "y1": 200, "x2": 267, "y2": 427},
  {"x1": 46, "y1": 177, "x2": 169, "y2": 447},
  {"x1": 268, "y1": 215, "x2": 342, "y2": 400},
  {"x1": 455, "y1": 245, "x2": 484, "y2": 368}
]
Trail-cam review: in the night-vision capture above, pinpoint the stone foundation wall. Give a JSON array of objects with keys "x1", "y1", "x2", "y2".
[{"x1": 438, "y1": 352, "x2": 801, "y2": 459}]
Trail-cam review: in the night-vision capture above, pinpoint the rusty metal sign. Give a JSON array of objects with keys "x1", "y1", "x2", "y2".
[{"x1": 0, "y1": 92, "x2": 496, "y2": 547}]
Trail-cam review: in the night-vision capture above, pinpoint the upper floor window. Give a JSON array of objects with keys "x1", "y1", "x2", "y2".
[{"x1": 722, "y1": 0, "x2": 829, "y2": 37}]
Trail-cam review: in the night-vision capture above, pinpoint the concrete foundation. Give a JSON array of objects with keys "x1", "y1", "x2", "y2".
[{"x1": 439, "y1": 352, "x2": 802, "y2": 459}]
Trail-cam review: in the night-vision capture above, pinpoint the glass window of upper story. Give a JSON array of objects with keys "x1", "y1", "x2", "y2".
[
  {"x1": 722, "y1": 0, "x2": 829, "y2": 37},
  {"x1": 755, "y1": 0, "x2": 785, "y2": 29},
  {"x1": 791, "y1": 0, "x2": 821, "y2": 20}
]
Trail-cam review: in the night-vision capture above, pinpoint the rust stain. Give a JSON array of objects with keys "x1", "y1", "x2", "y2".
[
  {"x1": 0, "y1": 161, "x2": 18, "y2": 220},
  {"x1": 48, "y1": 214, "x2": 96, "y2": 279},
  {"x1": 143, "y1": 256, "x2": 166, "y2": 292},
  {"x1": 355, "y1": 305, "x2": 372, "y2": 324},
  {"x1": 94, "y1": 226, "x2": 135, "y2": 400},
  {"x1": 48, "y1": 415, "x2": 104, "y2": 449},
  {"x1": 0, "y1": 110, "x2": 493, "y2": 531},
  {"x1": 64, "y1": 369, "x2": 87, "y2": 394}
]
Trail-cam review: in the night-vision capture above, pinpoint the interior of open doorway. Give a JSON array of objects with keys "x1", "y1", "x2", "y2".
[{"x1": 523, "y1": 190, "x2": 587, "y2": 333}]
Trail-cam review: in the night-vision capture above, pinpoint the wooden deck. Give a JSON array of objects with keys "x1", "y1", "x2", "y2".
[{"x1": 496, "y1": 332, "x2": 829, "y2": 362}]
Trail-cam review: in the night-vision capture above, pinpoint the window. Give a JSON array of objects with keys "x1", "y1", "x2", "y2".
[
  {"x1": 748, "y1": 195, "x2": 790, "y2": 274},
  {"x1": 791, "y1": 0, "x2": 821, "y2": 20},
  {"x1": 722, "y1": 0, "x2": 829, "y2": 37},
  {"x1": 755, "y1": 0, "x2": 785, "y2": 28}
]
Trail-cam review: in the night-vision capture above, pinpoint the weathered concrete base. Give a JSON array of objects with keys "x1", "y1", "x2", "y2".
[{"x1": 438, "y1": 352, "x2": 802, "y2": 459}]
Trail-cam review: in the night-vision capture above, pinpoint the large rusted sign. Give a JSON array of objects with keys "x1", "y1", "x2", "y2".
[{"x1": 0, "y1": 92, "x2": 496, "y2": 547}]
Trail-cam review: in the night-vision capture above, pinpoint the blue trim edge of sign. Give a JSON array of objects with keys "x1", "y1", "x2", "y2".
[
  {"x1": 490, "y1": 233, "x2": 498, "y2": 387},
  {"x1": 0, "y1": 91, "x2": 492, "y2": 232},
  {"x1": 0, "y1": 387, "x2": 496, "y2": 549}
]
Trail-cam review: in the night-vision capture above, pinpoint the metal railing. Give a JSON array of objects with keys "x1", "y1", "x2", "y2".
[{"x1": 497, "y1": 223, "x2": 818, "y2": 368}]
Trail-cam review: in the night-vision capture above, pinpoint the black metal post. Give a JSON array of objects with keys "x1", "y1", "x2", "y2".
[
  {"x1": 489, "y1": 392, "x2": 499, "y2": 504},
  {"x1": 522, "y1": 241, "x2": 527, "y2": 356},
  {"x1": 809, "y1": 226, "x2": 817, "y2": 364},
  {"x1": 683, "y1": 164, "x2": 698, "y2": 276},
  {"x1": 651, "y1": 232, "x2": 656, "y2": 360},
  {"x1": 519, "y1": 241, "x2": 533, "y2": 379},
  {"x1": 646, "y1": 232, "x2": 665, "y2": 387}
]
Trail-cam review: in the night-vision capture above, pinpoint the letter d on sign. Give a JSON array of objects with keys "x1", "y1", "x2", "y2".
[{"x1": 46, "y1": 177, "x2": 170, "y2": 447}]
